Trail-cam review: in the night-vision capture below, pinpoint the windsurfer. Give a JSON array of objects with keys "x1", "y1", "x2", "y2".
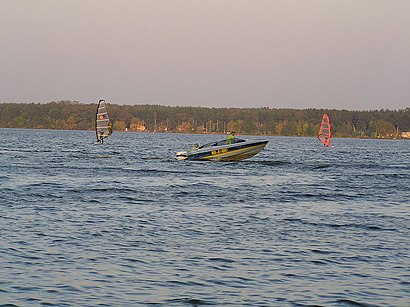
[
  {"x1": 95, "y1": 99, "x2": 112, "y2": 144},
  {"x1": 318, "y1": 114, "x2": 331, "y2": 147}
]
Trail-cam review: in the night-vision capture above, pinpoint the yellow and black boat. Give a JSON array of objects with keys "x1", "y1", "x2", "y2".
[{"x1": 176, "y1": 137, "x2": 268, "y2": 162}]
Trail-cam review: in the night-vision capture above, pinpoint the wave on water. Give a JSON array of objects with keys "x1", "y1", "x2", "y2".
[
  {"x1": 241, "y1": 160, "x2": 293, "y2": 166},
  {"x1": 282, "y1": 217, "x2": 398, "y2": 232},
  {"x1": 163, "y1": 297, "x2": 211, "y2": 306},
  {"x1": 89, "y1": 154, "x2": 112, "y2": 159},
  {"x1": 334, "y1": 299, "x2": 380, "y2": 307}
]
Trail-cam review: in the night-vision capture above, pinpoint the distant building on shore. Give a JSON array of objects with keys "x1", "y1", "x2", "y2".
[{"x1": 401, "y1": 132, "x2": 410, "y2": 139}]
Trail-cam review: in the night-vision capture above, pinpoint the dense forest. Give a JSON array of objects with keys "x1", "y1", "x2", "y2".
[{"x1": 0, "y1": 101, "x2": 409, "y2": 138}]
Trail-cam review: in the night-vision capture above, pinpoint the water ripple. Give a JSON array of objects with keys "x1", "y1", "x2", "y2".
[{"x1": 0, "y1": 130, "x2": 409, "y2": 306}]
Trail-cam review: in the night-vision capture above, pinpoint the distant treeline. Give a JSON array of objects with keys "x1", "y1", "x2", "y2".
[{"x1": 0, "y1": 101, "x2": 409, "y2": 138}]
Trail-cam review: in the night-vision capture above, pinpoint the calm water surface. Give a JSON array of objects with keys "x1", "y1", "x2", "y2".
[{"x1": 0, "y1": 129, "x2": 409, "y2": 306}]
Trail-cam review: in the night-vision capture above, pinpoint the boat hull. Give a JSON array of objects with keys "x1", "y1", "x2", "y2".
[{"x1": 176, "y1": 140, "x2": 268, "y2": 162}]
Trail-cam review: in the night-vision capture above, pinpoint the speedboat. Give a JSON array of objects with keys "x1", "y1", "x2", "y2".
[{"x1": 176, "y1": 137, "x2": 268, "y2": 161}]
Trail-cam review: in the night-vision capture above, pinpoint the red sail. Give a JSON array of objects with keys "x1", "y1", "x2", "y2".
[{"x1": 318, "y1": 114, "x2": 331, "y2": 147}]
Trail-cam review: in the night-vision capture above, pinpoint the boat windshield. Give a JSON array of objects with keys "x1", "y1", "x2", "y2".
[{"x1": 199, "y1": 138, "x2": 246, "y2": 148}]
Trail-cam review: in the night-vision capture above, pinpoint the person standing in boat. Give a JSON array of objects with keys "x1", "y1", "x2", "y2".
[{"x1": 226, "y1": 131, "x2": 235, "y2": 144}]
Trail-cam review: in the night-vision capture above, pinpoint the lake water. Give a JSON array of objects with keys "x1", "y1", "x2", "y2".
[{"x1": 0, "y1": 128, "x2": 409, "y2": 306}]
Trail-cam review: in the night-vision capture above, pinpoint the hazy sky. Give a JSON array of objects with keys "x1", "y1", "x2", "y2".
[{"x1": 1, "y1": 0, "x2": 409, "y2": 110}]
